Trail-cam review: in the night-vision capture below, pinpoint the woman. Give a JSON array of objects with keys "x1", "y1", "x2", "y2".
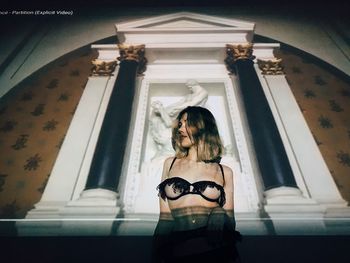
[{"x1": 152, "y1": 106, "x2": 241, "y2": 263}]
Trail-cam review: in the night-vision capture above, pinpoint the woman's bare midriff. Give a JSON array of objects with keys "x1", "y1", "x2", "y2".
[{"x1": 170, "y1": 206, "x2": 220, "y2": 231}]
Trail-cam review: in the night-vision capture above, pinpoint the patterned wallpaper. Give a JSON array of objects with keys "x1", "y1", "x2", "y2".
[
  {"x1": 0, "y1": 47, "x2": 97, "y2": 218},
  {"x1": 277, "y1": 47, "x2": 350, "y2": 202},
  {"x1": 0, "y1": 42, "x2": 349, "y2": 219}
]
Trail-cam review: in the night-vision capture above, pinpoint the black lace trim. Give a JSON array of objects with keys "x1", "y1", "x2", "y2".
[{"x1": 157, "y1": 177, "x2": 226, "y2": 207}]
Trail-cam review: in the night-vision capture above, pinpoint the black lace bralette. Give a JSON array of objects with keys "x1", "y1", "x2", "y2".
[{"x1": 157, "y1": 158, "x2": 226, "y2": 207}]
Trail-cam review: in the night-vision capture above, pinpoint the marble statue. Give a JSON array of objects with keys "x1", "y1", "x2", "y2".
[{"x1": 149, "y1": 80, "x2": 209, "y2": 159}]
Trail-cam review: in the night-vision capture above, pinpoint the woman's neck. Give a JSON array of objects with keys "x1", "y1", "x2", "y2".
[{"x1": 186, "y1": 146, "x2": 198, "y2": 162}]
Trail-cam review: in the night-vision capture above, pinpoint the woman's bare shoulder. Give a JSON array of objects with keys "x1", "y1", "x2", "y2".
[
  {"x1": 164, "y1": 156, "x2": 176, "y2": 164},
  {"x1": 220, "y1": 164, "x2": 234, "y2": 188},
  {"x1": 220, "y1": 164, "x2": 234, "y2": 177},
  {"x1": 164, "y1": 156, "x2": 176, "y2": 170}
]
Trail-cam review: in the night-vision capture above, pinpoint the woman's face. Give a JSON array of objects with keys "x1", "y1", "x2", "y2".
[{"x1": 178, "y1": 113, "x2": 194, "y2": 148}]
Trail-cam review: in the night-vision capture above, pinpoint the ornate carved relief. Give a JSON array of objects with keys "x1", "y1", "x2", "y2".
[
  {"x1": 117, "y1": 44, "x2": 147, "y2": 75},
  {"x1": 123, "y1": 80, "x2": 150, "y2": 213},
  {"x1": 223, "y1": 78, "x2": 260, "y2": 211},
  {"x1": 225, "y1": 43, "x2": 255, "y2": 73},
  {"x1": 91, "y1": 59, "x2": 118, "y2": 76},
  {"x1": 257, "y1": 58, "x2": 284, "y2": 75}
]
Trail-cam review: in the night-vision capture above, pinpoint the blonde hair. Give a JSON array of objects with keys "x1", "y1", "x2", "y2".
[{"x1": 172, "y1": 106, "x2": 223, "y2": 162}]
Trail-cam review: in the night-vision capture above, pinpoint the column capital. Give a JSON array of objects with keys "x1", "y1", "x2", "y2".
[
  {"x1": 225, "y1": 43, "x2": 255, "y2": 73},
  {"x1": 91, "y1": 59, "x2": 118, "y2": 77},
  {"x1": 257, "y1": 58, "x2": 284, "y2": 75},
  {"x1": 117, "y1": 44, "x2": 147, "y2": 75}
]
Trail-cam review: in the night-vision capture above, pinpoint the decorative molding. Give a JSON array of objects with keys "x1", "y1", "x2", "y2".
[
  {"x1": 225, "y1": 43, "x2": 255, "y2": 73},
  {"x1": 117, "y1": 44, "x2": 147, "y2": 75},
  {"x1": 115, "y1": 12, "x2": 255, "y2": 48},
  {"x1": 123, "y1": 80, "x2": 150, "y2": 213},
  {"x1": 257, "y1": 58, "x2": 284, "y2": 75},
  {"x1": 91, "y1": 59, "x2": 118, "y2": 76},
  {"x1": 116, "y1": 12, "x2": 255, "y2": 31},
  {"x1": 224, "y1": 78, "x2": 261, "y2": 211}
]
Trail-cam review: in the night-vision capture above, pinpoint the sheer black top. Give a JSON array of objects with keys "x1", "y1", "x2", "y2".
[{"x1": 157, "y1": 158, "x2": 226, "y2": 207}]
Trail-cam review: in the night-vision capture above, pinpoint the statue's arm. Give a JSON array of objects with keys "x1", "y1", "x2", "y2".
[
  {"x1": 158, "y1": 106, "x2": 173, "y2": 127},
  {"x1": 189, "y1": 89, "x2": 208, "y2": 106}
]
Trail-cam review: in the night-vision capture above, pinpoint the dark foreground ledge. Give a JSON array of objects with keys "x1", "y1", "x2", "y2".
[{"x1": 1, "y1": 235, "x2": 349, "y2": 263}]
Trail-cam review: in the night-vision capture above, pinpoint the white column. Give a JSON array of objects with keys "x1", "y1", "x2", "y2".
[
  {"x1": 259, "y1": 72, "x2": 349, "y2": 234},
  {"x1": 40, "y1": 77, "x2": 115, "y2": 203},
  {"x1": 17, "y1": 46, "x2": 121, "y2": 236},
  {"x1": 262, "y1": 74, "x2": 346, "y2": 206}
]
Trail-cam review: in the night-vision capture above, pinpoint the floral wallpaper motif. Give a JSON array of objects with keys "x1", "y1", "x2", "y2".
[
  {"x1": 277, "y1": 48, "x2": 350, "y2": 202},
  {"x1": 0, "y1": 48, "x2": 97, "y2": 218}
]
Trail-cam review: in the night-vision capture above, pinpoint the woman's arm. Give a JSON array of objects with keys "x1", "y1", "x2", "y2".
[
  {"x1": 222, "y1": 166, "x2": 236, "y2": 230},
  {"x1": 154, "y1": 157, "x2": 175, "y2": 235},
  {"x1": 152, "y1": 158, "x2": 175, "y2": 262},
  {"x1": 157, "y1": 157, "x2": 174, "y2": 224}
]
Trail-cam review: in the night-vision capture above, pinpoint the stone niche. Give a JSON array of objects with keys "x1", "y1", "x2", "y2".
[
  {"x1": 124, "y1": 81, "x2": 243, "y2": 214},
  {"x1": 117, "y1": 75, "x2": 263, "y2": 235}
]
